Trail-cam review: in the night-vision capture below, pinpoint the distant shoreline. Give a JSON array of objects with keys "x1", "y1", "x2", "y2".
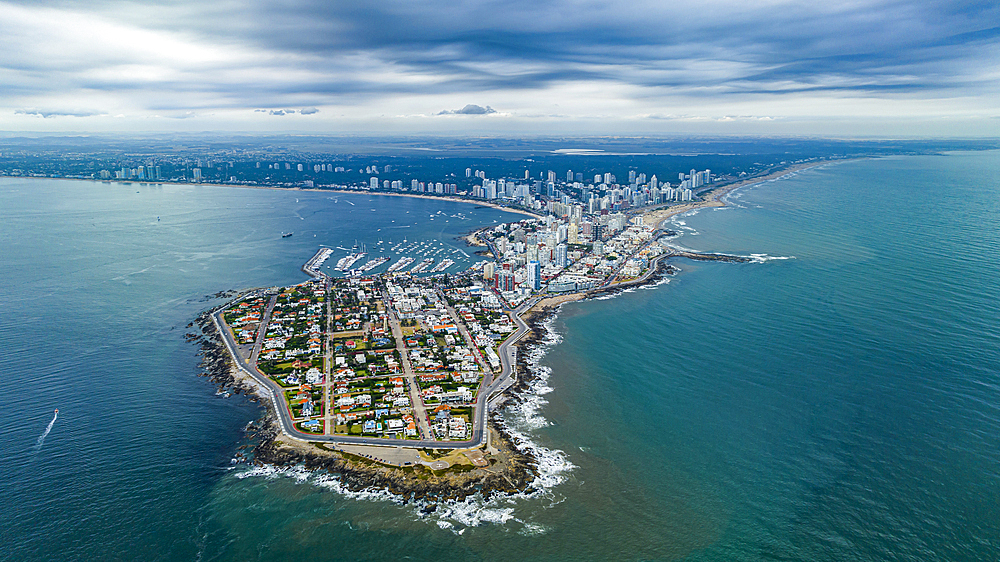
[
  {"x1": 519, "y1": 158, "x2": 857, "y2": 315},
  {"x1": 9, "y1": 174, "x2": 541, "y2": 220},
  {"x1": 640, "y1": 159, "x2": 857, "y2": 231}
]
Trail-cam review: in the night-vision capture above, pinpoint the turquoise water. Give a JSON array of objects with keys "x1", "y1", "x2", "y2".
[{"x1": 2, "y1": 152, "x2": 999, "y2": 561}]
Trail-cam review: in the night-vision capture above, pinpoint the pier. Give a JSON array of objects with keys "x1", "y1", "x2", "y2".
[{"x1": 302, "y1": 247, "x2": 333, "y2": 279}]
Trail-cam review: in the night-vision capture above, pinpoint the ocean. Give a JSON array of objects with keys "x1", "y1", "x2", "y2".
[{"x1": 1, "y1": 151, "x2": 998, "y2": 561}]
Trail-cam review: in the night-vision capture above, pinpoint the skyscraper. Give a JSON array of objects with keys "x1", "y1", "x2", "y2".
[
  {"x1": 527, "y1": 260, "x2": 541, "y2": 290},
  {"x1": 555, "y1": 244, "x2": 568, "y2": 268}
]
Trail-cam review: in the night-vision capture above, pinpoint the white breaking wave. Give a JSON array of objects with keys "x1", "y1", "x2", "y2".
[
  {"x1": 662, "y1": 242, "x2": 703, "y2": 254},
  {"x1": 748, "y1": 254, "x2": 796, "y2": 263},
  {"x1": 639, "y1": 277, "x2": 672, "y2": 290}
]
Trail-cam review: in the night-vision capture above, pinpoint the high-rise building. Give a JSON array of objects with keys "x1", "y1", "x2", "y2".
[
  {"x1": 483, "y1": 261, "x2": 496, "y2": 281},
  {"x1": 527, "y1": 260, "x2": 541, "y2": 290},
  {"x1": 495, "y1": 270, "x2": 515, "y2": 292},
  {"x1": 192, "y1": 168, "x2": 202, "y2": 181},
  {"x1": 465, "y1": 168, "x2": 472, "y2": 178},
  {"x1": 554, "y1": 244, "x2": 568, "y2": 268},
  {"x1": 547, "y1": 170, "x2": 556, "y2": 183},
  {"x1": 567, "y1": 170, "x2": 574, "y2": 182},
  {"x1": 628, "y1": 170, "x2": 636, "y2": 183},
  {"x1": 370, "y1": 177, "x2": 378, "y2": 189}
]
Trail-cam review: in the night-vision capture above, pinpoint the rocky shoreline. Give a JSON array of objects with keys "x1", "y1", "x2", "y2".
[
  {"x1": 188, "y1": 306, "x2": 257, "y2": 399},
  {"x1": 249, "y1": 415, "x2": 538, "y2": 502}
]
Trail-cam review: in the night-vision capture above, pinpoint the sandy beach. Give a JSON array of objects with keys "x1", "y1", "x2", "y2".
[
  {"x1": 35, "y1": 175, "x2": 540, "y2": 220},
  {"x1": 519, "y1": 160, "x2": 852, "y2": 316},
  {"x1": 640, "y1": 159, "x2": 851, "y2": 229}
]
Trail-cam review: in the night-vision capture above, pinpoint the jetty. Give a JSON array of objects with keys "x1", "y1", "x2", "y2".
[{"x1": 302, "y1": 247, "x2": 333, "y2": 279}]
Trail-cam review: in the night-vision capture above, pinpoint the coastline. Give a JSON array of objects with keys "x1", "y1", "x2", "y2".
[
  {"x1": 640, "y1": 159, "x2": 850, "y2": 230},
  {"x1": 32, "y1": 175, "x2": 541, "y2": 220},
  {"x1": 500, "y1": 162, "x2": 845, "y2": 425},
  {"x1": 188, "y1": 158, "x2": 840, "y2": 504}
]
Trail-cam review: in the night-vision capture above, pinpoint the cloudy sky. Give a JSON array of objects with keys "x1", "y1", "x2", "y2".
[{"x1": 1, "y1": 0, "x2": 997, "y2": 136}]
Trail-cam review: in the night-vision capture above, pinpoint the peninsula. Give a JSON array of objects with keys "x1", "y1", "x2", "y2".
[{"x1": 191, "y1": 161, "x2": 815, "y2": 501}]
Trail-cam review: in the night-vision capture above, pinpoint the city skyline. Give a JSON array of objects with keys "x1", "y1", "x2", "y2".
[{"x1": 0, "y1": 0, "x2": 997, "y2": 136}]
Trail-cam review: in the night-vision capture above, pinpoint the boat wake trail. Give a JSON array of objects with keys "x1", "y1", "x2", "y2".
[{"x1": 34, "y1": 410, "x2": 58, "y2": 451}]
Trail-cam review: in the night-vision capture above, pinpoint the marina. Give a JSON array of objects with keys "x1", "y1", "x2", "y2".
[
  {"x1": 387, "y1": 256, "x2": 415, "y2": 272},
  {"x1": 429, "y1": 258, "x2": 455, "y2": 273},
  {"x1": 348, "y1": 256, "x2": 391, "y2": 276},
  {"x1": 301, "y1": 247, "x2": 333, "y2": 278},
  {"x1": 409, "y1": 258, "x2": 435, "y2": 274},
  {"x1": 334, "y1": 251, "x2": 366, "y2": 271}
]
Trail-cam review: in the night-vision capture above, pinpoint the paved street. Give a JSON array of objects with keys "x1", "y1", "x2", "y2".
[{"x1": 381, "y1": 289, "x2": 433, "y2": 439}]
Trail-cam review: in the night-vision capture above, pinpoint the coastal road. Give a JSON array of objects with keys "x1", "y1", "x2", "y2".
[{"x1": 482, "y1": 297, "x2": 537, "y2": 411}]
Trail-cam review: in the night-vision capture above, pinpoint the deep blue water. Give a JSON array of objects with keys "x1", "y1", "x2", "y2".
[{"x1": 2, "y1": 152, "x2": 999, "y2": 561}]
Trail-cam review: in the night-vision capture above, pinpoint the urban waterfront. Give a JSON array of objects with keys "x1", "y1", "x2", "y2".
[{"x1": 2, "y1": 151, "x2": 999, "y2": 561}]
